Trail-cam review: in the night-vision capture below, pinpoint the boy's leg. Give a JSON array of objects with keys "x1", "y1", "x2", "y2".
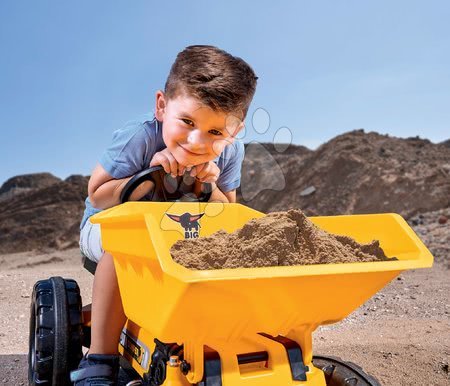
[
  {"x1": 73, "y1": 221, "x2": 125, "y2": 384},
  {"x1": 89, "y1": 251, "x2": 127, "y2": 355}
]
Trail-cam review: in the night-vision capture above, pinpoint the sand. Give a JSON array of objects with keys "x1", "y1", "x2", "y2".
[{"x1": 171, "y1": 208, "x2": 393, "y2": 270}]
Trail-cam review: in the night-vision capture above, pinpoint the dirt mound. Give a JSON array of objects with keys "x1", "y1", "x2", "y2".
[
  {"x1": 238, "y1": 130, "x2": 450, "y2": 219},
  {"x1": 0, "y1": 175, "x2": 89, "y2": 254},
  {"x1": 171, "y1": 208, "x2": 391, "y2": 269},
  {"x1": 0, "y1": 173, "x2": 61, "y2": 201},
  {"x1": 240, "y1": 142, "x2": 313, "y2": 204},
  {"x1": 439, "y1": 138, "x2": 450, "y2": 148}
]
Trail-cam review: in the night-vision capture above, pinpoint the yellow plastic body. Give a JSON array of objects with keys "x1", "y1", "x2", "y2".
[{"x1": 91, "y1": 202, "x2": 433, "y2": 385}]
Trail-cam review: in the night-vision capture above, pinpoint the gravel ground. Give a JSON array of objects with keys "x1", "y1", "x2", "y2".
[{"x1": 0, "y1": 210, "x2": 448, "y2": 385}]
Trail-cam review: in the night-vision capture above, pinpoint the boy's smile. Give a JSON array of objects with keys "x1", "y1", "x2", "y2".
[{"x1": 155, "y1": 90, "x2": 243, "y2": 167}]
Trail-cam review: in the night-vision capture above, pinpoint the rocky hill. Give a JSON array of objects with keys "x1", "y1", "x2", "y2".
[
  {"x1": 0, "y1": 175, "x2": 89, "y2": 254},
  {"x1": 0, "y1": 173, "x2": 61, "y2": 201},
  {"x1": 238, "y1": 130, "x2": 450, "y2": 219},
  {"x1": 440, "y1": 139, "x2": 450, "y2": 148},
  {"x1": 0, "y1": 129, "x2": 449, "y2": 254}
]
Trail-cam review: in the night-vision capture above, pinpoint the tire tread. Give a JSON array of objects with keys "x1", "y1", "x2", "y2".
[{"x1": 28, "y1": 277, "x2": 83, "y2": 386}]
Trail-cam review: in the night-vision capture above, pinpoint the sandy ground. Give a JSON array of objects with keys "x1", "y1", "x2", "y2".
[{"x1": 0, "y1": 248, "x2": 448, "y2": 385}]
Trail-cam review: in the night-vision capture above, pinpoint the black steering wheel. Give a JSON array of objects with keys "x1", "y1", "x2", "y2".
[{"x1": 120, "y1": 165, "x2": 213, "y2": 204}]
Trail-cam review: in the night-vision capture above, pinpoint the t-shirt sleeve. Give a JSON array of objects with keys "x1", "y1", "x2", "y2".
[
  {"x1": 99, "y1": 120, "x2": 153, "y2": 179},
  {"x1": 216, "y1": 140, "x2": 245, "y2": 192}
]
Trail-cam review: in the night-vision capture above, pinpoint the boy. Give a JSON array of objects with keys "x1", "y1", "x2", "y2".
[{"x1": 73, "y1": 45, "x2": 257, "y2": 385}]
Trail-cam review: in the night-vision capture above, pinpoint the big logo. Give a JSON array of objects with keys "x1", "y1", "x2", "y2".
[{"x1": 165, "y1": 212, "x2": 205, "y2": 239}]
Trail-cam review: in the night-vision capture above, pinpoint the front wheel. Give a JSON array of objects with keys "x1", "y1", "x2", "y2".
[
  {"x1": 28, "y1": 277, "x2": 83, "y2": 385},
  {"x1": 313, "y1": 355, "x2": 381, "y2": 386}
]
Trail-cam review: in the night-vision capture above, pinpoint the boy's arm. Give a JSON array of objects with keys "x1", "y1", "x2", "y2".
[
  {"x1": 89, "y1": 163, "x2": 235, "y2": 208},
  {"x1": 208, "y1": 183, "x2": 235, "y2": 203},
  {"x1": 192, "y1": 180, "x2": 233, "y2": 203},
  {"x1": 222, "y1": 189, "x2": 236, "y2": 203},
  {"x1": 88, "y1": 163, "x2": 153, "y2": 209}
]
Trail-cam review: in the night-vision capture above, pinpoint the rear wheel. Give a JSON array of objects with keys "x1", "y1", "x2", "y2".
[
  {"x1": 313, "y1": 355, "x2": 381, "y2": 386},
  {"x1": 28, "y1": 277, "x2": 83, "y2": 385}
]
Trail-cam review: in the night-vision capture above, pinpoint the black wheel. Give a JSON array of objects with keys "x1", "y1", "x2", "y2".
[
  {"x1": 313, "y1": 355, "x2": 381, "y2": 386},
  {"x1": 28, "y1": 276, "x2": 83, "y2": 385}
]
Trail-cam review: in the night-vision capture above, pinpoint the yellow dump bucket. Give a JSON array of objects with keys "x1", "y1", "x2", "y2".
[{"x1": 91, "y1": 202, "x2": 433, "y2": 385}]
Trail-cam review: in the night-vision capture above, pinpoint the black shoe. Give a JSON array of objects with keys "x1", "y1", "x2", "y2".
[{"x1": 70, "y1": 353, "x2": 119, "y2": 386}]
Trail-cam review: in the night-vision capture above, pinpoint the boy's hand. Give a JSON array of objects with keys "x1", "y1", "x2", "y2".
[
  {"x1": 150, "y1": 148, "x2": 189, "y2": 177},
  {"x1": 149, "y1": 149, "x2": 220, "y2": 183},
  {"x1": 190, "y1": 161, "x2": 220, "y2": 183}
]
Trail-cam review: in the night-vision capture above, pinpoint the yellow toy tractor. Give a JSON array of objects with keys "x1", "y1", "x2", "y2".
[{"x1": 28, "y1": 166, "x2": 433, "y2": 385}]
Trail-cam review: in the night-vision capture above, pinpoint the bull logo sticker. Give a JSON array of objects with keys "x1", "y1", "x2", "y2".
[{"x1": 165, "y1": 212, "x2": 205, "y2": 239}]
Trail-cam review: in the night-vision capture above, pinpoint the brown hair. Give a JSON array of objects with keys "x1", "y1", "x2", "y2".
[{"x1": 164, "y1": 45, "x2": 258, "y2": 118}]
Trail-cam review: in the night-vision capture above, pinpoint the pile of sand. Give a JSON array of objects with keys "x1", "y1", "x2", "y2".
[{"x1": 170, "y1": 208, "x2": 394, "y2": 270}]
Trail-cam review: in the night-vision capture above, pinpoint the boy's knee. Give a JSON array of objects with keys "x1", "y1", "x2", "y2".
[
  {"x1": 96, "y1": 252, "x2": 117, "y2": 274},
  {"x1": 97, "y1": 251, "x2": 112, "y2": 264}
]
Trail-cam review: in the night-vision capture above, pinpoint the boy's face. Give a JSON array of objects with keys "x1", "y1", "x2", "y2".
[{"x1": 155, "y1": 90, "x2": 244, "y2": 167}]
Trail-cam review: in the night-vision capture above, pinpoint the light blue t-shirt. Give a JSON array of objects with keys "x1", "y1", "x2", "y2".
[{"x1": 80, "y1": 114, "x2": 245, "y2": 229}]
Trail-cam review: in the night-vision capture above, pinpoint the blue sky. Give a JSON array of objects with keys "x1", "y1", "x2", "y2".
[{"x1": 0, "y1": 0, "x2": 449, "y2": 185}]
